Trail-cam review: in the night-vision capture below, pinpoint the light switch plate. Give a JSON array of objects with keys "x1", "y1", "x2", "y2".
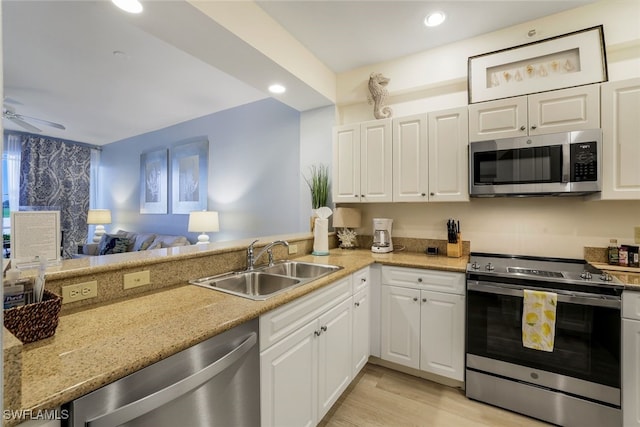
[
  {"x1": 124, "y1": 271, "x2": 151, "y2": 289},
  {"x1": 288, "y1": 244, "x2": 298, "y2": 255}
]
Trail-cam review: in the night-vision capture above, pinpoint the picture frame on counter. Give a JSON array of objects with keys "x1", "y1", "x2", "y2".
[
  {"x1": 171, "y1": 138, "x2": 209, "y2": 214},
  {"x1": 468, "y1": 25, "x2": 607, "y2": 104},
  {"x1": 140, "y1": 149, "x2": 168, "y2": 214}
]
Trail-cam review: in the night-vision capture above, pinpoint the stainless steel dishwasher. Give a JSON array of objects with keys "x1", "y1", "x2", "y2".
[{"x1": 64, "y1": 318, "x2": 259, "y2": 427}]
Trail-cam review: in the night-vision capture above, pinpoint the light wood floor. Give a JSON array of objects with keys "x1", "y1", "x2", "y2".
[{"x1": 319, "y1": 364, "x2": 551, "y2": 427}]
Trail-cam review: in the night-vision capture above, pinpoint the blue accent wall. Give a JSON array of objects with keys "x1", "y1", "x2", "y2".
[{"x1": 99, "y1": 98, "x2": 302, "y2": 243}]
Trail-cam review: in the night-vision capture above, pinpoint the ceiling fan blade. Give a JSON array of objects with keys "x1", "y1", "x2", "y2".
[
  {"x1": 15, "y1": 113, "x2": 66, "y2": 130},
  {"x1": 7, "y1": 116, "x2": 42, "y2": 133}
]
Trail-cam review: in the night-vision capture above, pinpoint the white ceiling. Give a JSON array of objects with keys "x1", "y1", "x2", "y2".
[{"x1": 2, "y1": 0, "x2": 596, "y2": 146}]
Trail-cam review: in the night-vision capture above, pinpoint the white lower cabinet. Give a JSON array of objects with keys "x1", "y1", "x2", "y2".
[
  {"x1": 352, "y1": 267, "x2": 371, "y2": 376},
  {"x1": 260, "y1": 268, "x2": 370, "y2": 427},
  {"x1": 380, "y1": 266, "x2": 465, "y2": 381},
  {"x1": 623, "y1": 291, "x2": 640, "y2": 427}
]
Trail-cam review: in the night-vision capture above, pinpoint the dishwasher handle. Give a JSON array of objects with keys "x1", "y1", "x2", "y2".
[{"x1": 86, "y1": 332, "x2": 257, "y2": 427}]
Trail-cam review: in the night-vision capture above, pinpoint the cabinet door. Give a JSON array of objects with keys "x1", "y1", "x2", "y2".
[
  {"x1": 528, "y1": 84, "x2": 600, "y2": 135},
  {"x1": 419, "y1": 290, "x2": 465, "y2": 381},
  {"x1": 361, "y1": 119, "x2": 393, "y2": 202},
  {"x1": 468, "y1": 96, "x2": 527, "y2": 142},
  {"x1": 352, "y1": 286, "x2": 370, "y2": 377},
  {"x1": 601, "y1": 78, "x2": 640, "y2": 200},
  {"x1": 317, "y1": 297, "x2": 353, "y2": 420},
  {"x1": 261, "y1": 320, "x2": 318, "y2": 427},
  {"x1": 428, "y1": 107, "x2": 469, "y2": 202},
  {"x1": 393, "y1": 114, "x2": 429, "y2": 202},
  {"x1": 332, "y1": 124, "x2": 361, "y2": 203},
  {"x1": 380, "y1": 285, "x2": 420, "y2": 369},
  {"x1": 623, "y1": 318, "x2": 640, "y2": 427}
]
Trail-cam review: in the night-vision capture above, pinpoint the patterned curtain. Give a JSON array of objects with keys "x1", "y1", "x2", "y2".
[{"x1": 19, "y1": 136, "x2": 91, "y2": 258}]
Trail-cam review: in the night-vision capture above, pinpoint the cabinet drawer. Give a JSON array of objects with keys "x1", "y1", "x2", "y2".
[
  {"x1": 381, "y1": 266, "x2": 464, "y2": 295},
  {"x1": 260, "y1": 277, "x2": 352, "y2": 351},
  {"x1": 623, "y1": 291, "x2": 640, "y2": 321},
  {"x1": 352, "y1": 267, "x2": 370, "y2": 294}
]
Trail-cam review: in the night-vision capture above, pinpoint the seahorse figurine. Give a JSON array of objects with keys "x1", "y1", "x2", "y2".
[{"x1": 367, "y1": 72, "x2": 393, "y2": 119}]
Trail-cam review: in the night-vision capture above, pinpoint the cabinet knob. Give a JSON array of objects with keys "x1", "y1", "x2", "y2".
[
  {"x1": 355, "y1": 302, "x2": 360, "y2": 307},
  {"x1": 361, "y1": 278, "x2": 366, "y2": 283},
  {"x1": 421, "y1": 193, "x2": 426, "y2": 196},
  {"x1": 417, "y1": 278, "x2": 423, "y2": 283},
  {"x1": 422, "y1": 298, "x2": 427, "y2": 303},
  {"x1": 531, "y1": 125, "x2": 537, "y2": 130},
  {"x1": 520, "y1": 125, "x2": 526, "y2": 131},
  {"x1": 360, "y1": 194, "x2": 365, "y2": 198},
  {"x1": 314, "y1": 330, "x2": 321, "y2": 337},
  {"x1": 413, "y1": 297, "x2": 418, "y2": 302},
  {"x1": 430, "y1": 192, "x2": 435, "y2": 196},
  {"x1": 321, "y1": 326, "x2": 327, "y2": 332}
]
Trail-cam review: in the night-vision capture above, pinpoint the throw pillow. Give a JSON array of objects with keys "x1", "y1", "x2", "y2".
[
  {"x1": 132, "y1": 233, "x2": 157, "y2": 251},
  {"x1": 98, "y1": 234, "x2": 131, "y2": 255}
]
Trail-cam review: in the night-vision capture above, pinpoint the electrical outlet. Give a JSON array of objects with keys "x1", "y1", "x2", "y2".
[
  {"x1": 635, "y1": 226, "x2": 640, "y2": 244},
  {"x1": 124, "y1": 270, "x2": 151, "y2": 290},
  {"x1": 62, "y1": 281, "x2": 98, "y2": 304},
  {"x1": 288, "y1": 244, "x2": 298, "y2": 255}
]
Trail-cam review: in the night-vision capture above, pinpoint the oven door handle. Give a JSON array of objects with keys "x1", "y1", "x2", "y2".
[{"x1": 467, "y1": 281, "x2": 621, "y2": 309}]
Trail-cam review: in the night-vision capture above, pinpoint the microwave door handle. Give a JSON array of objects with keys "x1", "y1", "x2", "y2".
[
  {"x1": 86, "y1": 332, "x2": 257, "y2": 427},
  {"x1": 562, "y1": 143, "x2": 571, "y2": 183},
  {"x1": 467, "y1": 281, "x2": 620, "y2": 309}
]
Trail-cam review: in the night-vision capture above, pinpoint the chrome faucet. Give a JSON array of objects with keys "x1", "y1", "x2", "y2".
[{"x1": 246, "y1": 239, "x2": 289, "y2": 270}]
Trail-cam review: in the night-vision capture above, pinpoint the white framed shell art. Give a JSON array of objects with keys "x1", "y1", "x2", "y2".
[{"x1": 468, "y1": 26, "x2": 607, "y2": 104}]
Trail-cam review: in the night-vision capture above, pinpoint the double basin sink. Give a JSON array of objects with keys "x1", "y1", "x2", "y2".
[{"x1": 189, "y1": 261, "x2": 343, "y2": 300}]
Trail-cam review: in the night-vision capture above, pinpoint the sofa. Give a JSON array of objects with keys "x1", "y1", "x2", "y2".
[{"x1": 78, "y1": 229, "x2": 190, "y2": 256}]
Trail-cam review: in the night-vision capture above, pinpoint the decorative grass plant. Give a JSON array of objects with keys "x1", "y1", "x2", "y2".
[{"x1": 304, "y1": 164, "x2": 329, "y2": 209}]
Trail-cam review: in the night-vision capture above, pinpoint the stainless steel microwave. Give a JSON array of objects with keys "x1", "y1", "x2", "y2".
[{"x1": 469, "y1": 129, "x2": 602, "y2": 197}]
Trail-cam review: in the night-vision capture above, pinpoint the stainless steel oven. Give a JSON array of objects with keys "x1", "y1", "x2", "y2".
[{"x1": 466, "y1": 253, "x2": 623, "y2": 427}]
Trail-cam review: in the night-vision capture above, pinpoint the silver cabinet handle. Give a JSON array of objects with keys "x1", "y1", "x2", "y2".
[{"x1": 86, "y1": 332, "x2": 257, "y2": 427}]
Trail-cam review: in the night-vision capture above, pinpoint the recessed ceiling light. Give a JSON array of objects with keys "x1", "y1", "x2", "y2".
[
  {"x1": 112, "y1": 0, "x2": 143, "y2": 14},
  {"x1": 424, "y1": 11, "x2": 446, "y2": 27},
  {"x1": 268, "y1": 84, "x2": 286, "y2": 94}
]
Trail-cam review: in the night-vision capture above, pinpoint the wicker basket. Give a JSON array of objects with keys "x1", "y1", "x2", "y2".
[{"x1": 4, "y1": 290, "x2": 62, "y2": 343}]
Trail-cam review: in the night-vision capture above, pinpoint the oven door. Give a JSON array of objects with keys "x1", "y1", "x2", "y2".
[{"x1": 466, "y1": 280, "x2": 621, "y2": 406}]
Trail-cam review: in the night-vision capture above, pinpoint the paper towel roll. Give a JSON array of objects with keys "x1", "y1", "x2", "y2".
[{"x1": 312, "y1": 218, "x2": 329, "y2": 256}]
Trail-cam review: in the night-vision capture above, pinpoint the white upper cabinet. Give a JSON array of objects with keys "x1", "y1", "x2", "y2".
[
  {"x1": 392, "y1": 114, "x2": 429, "y2": 202},
  {"x1": 428, "y1": 107, "x2": 469, "y2": 202},
  {"x1": 469, "y1": 84, "x2": 600, "y2": 141},
  {"x1": 391, "y1": 108, "x2": 469, "y2": 202},
  {"x1": 601, "y1": 78, "x2": 640, "y2": 200},
  {"x1": 361, "y1": 119, "x2": 393, "y2": 202},
  {"x1": 332, "y1": 119, "x2": 392, "y2": 203}
]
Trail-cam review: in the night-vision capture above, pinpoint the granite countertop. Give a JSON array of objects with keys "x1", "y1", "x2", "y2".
[
  {"x1": 590, "y1": 262, "x2": 640, "y2": 288},
  {"x1": 9, "y1": 249, "x2": 468, "y2": 425}
]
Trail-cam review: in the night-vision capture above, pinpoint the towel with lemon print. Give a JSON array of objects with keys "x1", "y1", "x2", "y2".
[{"x1": 522, "y1": 290, "x2": 557, "y2": 352}]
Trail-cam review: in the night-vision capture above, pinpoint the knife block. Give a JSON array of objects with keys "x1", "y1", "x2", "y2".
[{"x1": 447, "y1": 234, "x2": 462, "y2": 258}]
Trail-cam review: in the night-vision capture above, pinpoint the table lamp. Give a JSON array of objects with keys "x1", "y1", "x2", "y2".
[
  {"x1": 333, "y1": 207, "x2": 362, "y2": 249},
  {"x1": 87, "y1": 209, "x2": 112, "y2": 243},
  {"x1": 188, "y1": 211, "x2": 220, "y2": 245}
]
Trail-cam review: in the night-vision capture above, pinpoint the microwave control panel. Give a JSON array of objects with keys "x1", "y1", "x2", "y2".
[{"x1": 570, "y1": 141, "x2": 598, "y2": 182}]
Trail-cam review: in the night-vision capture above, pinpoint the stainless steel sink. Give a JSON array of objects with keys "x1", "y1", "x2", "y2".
[
  {"x1": 190, "y1": 261, "x2": 342, "y2": 300},
  {"x1": 257, "y1": 261, "x2": 341, "y2": 279}
]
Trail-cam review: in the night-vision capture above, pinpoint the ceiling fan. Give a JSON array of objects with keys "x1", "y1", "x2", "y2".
[{"x1": 2, "y1": 104, "x2": 66, "y2": 133}]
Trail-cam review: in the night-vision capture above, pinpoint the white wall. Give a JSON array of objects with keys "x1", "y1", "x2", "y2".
[{"x1": 331, "y1": 0, "x2": 640, "y2": 258}]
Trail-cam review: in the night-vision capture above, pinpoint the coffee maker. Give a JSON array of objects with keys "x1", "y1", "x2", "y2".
[{"x1": 371, "y1": 218, "x2": 393, "y2": 253}]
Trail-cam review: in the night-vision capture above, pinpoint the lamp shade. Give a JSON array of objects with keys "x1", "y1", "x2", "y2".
[
  {"x1": 188, "y1": 211, "x2": 220, "y2": 233},
  {"x1": 87, "y1": 209, "x2": 112, "y2": 225},
  {"x1": 333, "y1": 207, "x2": 361, "y2": 228}
]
